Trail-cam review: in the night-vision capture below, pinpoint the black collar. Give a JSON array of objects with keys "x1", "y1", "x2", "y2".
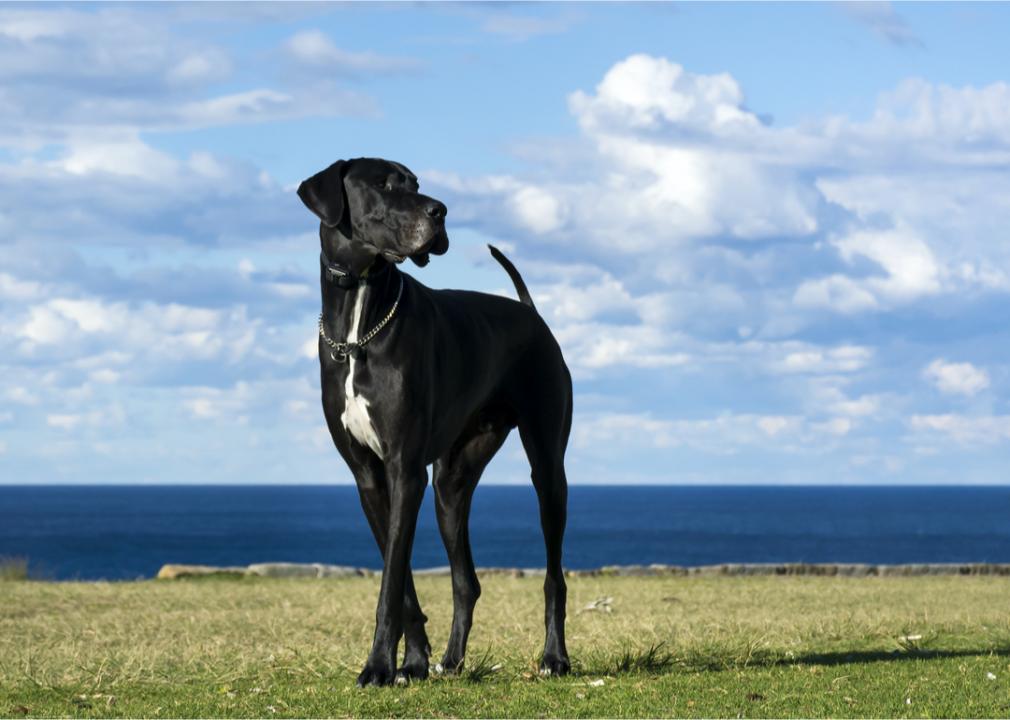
[{"x1": 320, "y1": 252, "x2": 391, "y2": 289}]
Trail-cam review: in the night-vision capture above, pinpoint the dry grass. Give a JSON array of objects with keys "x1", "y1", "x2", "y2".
[
  {"x1": 3, "y1": 575, "x2": 1010, "y2": 717},
  {"x1": 0, "y1": 557, "x2": 29, "y2": 582}
]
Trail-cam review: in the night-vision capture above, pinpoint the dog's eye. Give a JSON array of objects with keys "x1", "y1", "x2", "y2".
[{"x1": 374, "y1": 180, "x2": 390, "y2": 191}]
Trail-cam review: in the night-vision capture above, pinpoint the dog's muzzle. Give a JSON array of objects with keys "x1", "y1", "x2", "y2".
[{"x1": 385, "y1": 207, "x2": 448, "y2": 267}]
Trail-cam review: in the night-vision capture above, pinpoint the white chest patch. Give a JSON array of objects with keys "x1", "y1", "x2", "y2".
[{"x1": 340, "y1": 287, "x2": 384, "y2": 458}]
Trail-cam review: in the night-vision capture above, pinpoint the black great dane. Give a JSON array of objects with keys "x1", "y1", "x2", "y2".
[{"x1": 297, "y1": 157, "x2": 573, "y2": 687}]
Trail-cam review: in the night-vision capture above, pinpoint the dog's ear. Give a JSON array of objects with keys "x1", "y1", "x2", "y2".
[{"x1": 297, "y1": 160, "x2": 348, "y2": 228}]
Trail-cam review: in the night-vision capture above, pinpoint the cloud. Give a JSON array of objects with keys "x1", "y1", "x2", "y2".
[
  {"x1": 772, "y1": 345, "x2": 873, "y2": 375},
  {"x1": 569, "y1": 54, "x2": 761, "y2": 136},
  {"x1": 416, "y1": 52, "x2": 1010, "y2": 484},
  {"x1": 3, "y1": 295, "x2": 261, "y2": 380},
  {"x1": 910, "y1": 413, "x2": 1010, "y2": 445},
  {"x1": 573, "y1": 410, "x2": 854, "y2": 455},
  {"x1": 0, "y1": 136, "x2": 306, "y2": 251},
  {"x1": 46, "y1": 405, "x2": 125, "y2": 432},
  {"x1": 284, "y1": 30, "x2": 420, "y2": 74},
  {"x1": 434, "y1": 53, "x2": 1010, "y2": 351},
  {"x1": 4, "y1": 26, "x2": 1010, "y2": 488},
  {"x1": 793, "y1": 274, "x2": 879, "y2": 313},
  {"x1": 797, "y1": 224, "x2": 944, "y2": 310},
  {"x1": 838, "y1": 1, "x2": 923, "y2": 48},
  {"x1": 923, "y1": 359, "x2": 990, "y2": 396},
  {"x1": 510, "y1": 185, "x2": 568, "y2": 235},
  {"x1": 477, "y1": 9, "x2": 581, "y2": 41},
  {"x1": 814, "y1": 387, "x2": 883, "y2": 419},
  {"x1": 0, "y1": 6, "x2": 378, "y2": 151},
  {"x1": 0, "y1": 273, "x2": 46, "y2": 302},
  {"x1": 566, "y1": 55, "x2": 818, "y2": 245}
]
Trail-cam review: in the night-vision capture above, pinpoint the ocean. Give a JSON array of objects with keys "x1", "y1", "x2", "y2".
[{"x1": 2, "y1": 485, "x2": 1010, "y2": 580}]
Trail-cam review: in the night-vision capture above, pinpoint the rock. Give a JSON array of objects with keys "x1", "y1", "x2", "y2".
[
  {"x1": 156, "y1": 564, "x2": 246, "y2": 580},
  {"x1": 648, "y1": 563, "x2": 686, "y2": 575},
  {"x1": 414, "y1": 566, "x2": 452, "y2": 577},
  {"x1": 835, "y1": 564, "x2": 876, "y2": 577},
  {"x1": 154, "y1": 561, "x2": 1010, "y2": 581},
  {"x1": 246, "y1": 563, "x2": 323, "y2": 578},
  {"x1": 313, "y1": 564, "x2": 367, "y2": 578}
]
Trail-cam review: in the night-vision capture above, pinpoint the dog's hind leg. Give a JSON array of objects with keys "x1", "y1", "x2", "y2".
[
  {"x1": 432, "y1": 416, "x2": 512, "y2": 674},
  {"x1": 352, "y1": 455, "x2": 431, "y2": 683},
  {"x1": 517, "y1": 372, "x2": 572, "y2": 676}
]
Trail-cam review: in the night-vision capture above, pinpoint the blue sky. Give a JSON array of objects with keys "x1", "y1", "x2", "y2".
[{"x1": 3, "y1": 1, "x2": 1010, "y2": 485}]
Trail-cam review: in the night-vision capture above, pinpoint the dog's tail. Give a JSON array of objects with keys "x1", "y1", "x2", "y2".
[{"x1": 488, "y1": 244, "x2": 536, "y2": 311}]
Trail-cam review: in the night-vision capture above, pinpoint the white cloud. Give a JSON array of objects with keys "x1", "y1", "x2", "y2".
[
  {"x1": 555, "y1": 322, "x2": 691, "y2": 375},
  {"x1": 772, "y1": 345, "x2": 873, "y2": 375},
  {"x1": 923, "y1": 359, "x2": 990, "y2": 396},
  {"x1": 863, "y1": 78, "x2": 1010, "y2": 151},
  {"x1": 4, "y1": 386, "x2": 38, "y2": 405},
  {"x1": 794, "y1": 224, "x2": 942, "y2": 312},
  {"x1": 834, "y1": 225, "x2": 942, "y2": 301},
  {"x1": 46, "y1": 405, "x2": 125, "y2": 431},
  {"x1": 166, "y1": 50, "x2": 230, "y2": 86},
  {"x1": 0, "y1": 8, "x2": 74, "y2": 41},
  {"x1": 793, "y1": 274, "x2": 879, "y2": 313},
  {"x1": 825, "y1": 391, "x2": 882, "y2": 418},
  {"x1": 478, "y1": 10, "x2": 579, "y2": 41},
  {"x1": 0, "y1": 7, "x2": 378, "y2": 153},
  {"x1": 0, "y1": 273, "x2": 45, "y2": 301},
  {"x1": 910, "y1": 413, "x2": 1010, "y2": 445},
  {"x1": 60, "y1": 133, "x2": 180, "y2": 180},
  {"x1": 8, "y1": 296, "x2": 258, "y2": 366},
  {"x1": 510, "y1": 186, "x2": 567, "y2": 234},
  {"x1": 573, "y1": 410, "x2": 850, "y2": 454},
  {"x1": 564, "y1": 55, "x2": 821, "y2": 244},
  {"x1": 89, "y1": 369, "x2": 120, "y2": 384},
  {"x1": 5, "y1": 31, "x2": 1010, "y2": 488},
  {"x1": 812, "y1": 417, "x2": 853, "y2": 437},
  {"x1": 569, "y1": 55, "x2": 760, "y2": 135},
  {"x1": 284, "y1": 30, "x2": 419, "y2": 74},
  {"x1": 757, "y1": 416, "x2": 795, "y2": 437},
  {"x1": 47, "y1": 414, "x2": 81, "y2": 430},
  {"x1": 437, "y1": 53, "x2": 1010, "y2": 348}
]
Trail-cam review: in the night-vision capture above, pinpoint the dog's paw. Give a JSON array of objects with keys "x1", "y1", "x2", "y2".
[
  {"x1": 435, "y1": 655, "x2": 465, "y2": 676},
  {"x1": 356, "y1": 657, "x2": 397, "y2": 687},
  {"x1": 539, "y1": 653, "x2": 571, "y2": 677},
  {"x1": 395, "y1": 658, "x2": 429, "y2": 684}
]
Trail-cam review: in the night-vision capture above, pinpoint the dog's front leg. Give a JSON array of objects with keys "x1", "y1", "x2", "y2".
[
  {"x1": 354, "y1": 477, "x2": 430, "y2": 681},
  {"x1": 357, "y1": 461, "x2": 427, "y2": 687}
]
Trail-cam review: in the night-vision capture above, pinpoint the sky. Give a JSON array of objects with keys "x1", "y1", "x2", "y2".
[{"x1": 3, "y1": 1, "x2": 1010, "y2": 486}]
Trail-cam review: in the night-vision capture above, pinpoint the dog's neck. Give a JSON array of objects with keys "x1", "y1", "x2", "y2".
[
  {"x1": 319, "y1": 234, "x2": 400, "y2": 343},
  {"x1": 321, "y1": 228, "x2": 378, "y2": 278}
]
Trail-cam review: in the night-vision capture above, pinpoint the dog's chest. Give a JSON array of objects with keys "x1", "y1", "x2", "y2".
[{"x1": 339, "y1": 288, "x2": 384, "y2": 458}]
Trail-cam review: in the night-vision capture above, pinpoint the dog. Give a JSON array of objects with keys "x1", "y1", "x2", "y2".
[{"x1": 298, "y1": 157, "x2": 573, "y2": 687}]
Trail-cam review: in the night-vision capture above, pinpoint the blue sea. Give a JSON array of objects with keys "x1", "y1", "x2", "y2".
[{"x1": 2, "y1": 485, "x2": 1010, "y2": 580}]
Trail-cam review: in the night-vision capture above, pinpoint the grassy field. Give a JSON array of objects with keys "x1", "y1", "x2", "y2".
[{"x1": 3, "y1": 574, "x2": 1010, "y2": 718}]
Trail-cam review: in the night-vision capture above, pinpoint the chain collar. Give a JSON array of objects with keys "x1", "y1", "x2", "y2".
[{"x1": 318, "y1": 274, "x2": 404, "y2": 363}]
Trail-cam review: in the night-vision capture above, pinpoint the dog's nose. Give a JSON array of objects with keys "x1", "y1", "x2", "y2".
[{"x1": 424, "y1": 201, "x2": 447, "y2": 221}]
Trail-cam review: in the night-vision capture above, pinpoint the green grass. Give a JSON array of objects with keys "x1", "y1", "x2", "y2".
[{"x1": 3, "y1": 574, "x2": 1010, "y2": 717}]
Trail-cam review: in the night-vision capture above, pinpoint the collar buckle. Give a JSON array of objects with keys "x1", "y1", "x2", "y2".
[{"x1": 320, "y1": 251, "x2": 389, "y2": 289}]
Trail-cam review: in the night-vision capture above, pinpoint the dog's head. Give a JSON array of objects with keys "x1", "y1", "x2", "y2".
[{"x1": 298, "y1": 157, "x2": 449, "y2": 268}]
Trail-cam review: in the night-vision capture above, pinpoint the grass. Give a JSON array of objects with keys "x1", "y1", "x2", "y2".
[
  {"x1": 0, "y1": 557, "x2": 29, "y2": 582},
  {"x1": 3, "y1": 574, "x2": 1010, "y2": 717}
]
